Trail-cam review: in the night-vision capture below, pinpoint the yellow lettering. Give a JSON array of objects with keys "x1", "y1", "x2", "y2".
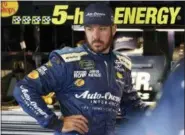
[
  {"x1": 114, "y1": 8, "x2": 124, "y2": 24},
  {"x1": 169, "y1": 7, "x2": 181, "y2": 24},
  {"x1": 74, "y1": 7, "x2": 84, "y2": 24},
  {"x1": 157, "y1": 7, "x2": 168, "y2": 24},
  {"x1": 136, "y1": 8, "x2": 146, "y2": 24},
  {"x1": 145, "y1": 7, "x2": 157, "y2": 24},
  {"x1": 124, "y1": 8, "x2": 136, "y2": 24},
  {"x1": 52, "y1": 5, "x2": 68, "y2": 25}
]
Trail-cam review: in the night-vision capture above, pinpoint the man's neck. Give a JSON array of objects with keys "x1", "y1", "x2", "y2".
[{"x1": 101, "y1": 47, "x2": 111, "y2": 54}]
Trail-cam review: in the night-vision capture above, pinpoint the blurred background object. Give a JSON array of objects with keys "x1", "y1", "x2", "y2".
[{"x1": 172, "y1": 42, "x2": 184, "y2": 61}]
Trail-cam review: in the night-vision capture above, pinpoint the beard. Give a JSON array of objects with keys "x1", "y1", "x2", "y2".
[{"x1": 86, "y1": 33, "x2": 113, "y2": 54}]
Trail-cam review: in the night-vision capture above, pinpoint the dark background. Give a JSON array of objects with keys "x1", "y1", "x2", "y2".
[{"x1": 1, "y1": 25, "x2": 184, "y2": 53}]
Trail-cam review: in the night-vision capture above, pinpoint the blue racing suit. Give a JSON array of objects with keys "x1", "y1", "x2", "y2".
[{"x1": 13, "y1": 44, "x2": 147, "y2": 135}]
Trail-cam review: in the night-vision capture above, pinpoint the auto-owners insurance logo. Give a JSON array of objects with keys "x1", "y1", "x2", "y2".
[{"x1": 1, "y1": 1, "x2": 19, "y2": 17}]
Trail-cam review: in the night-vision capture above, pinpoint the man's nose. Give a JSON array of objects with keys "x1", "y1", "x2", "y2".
[{"x1": 92, "y1": 29, "x2": 100, "y2": 40}]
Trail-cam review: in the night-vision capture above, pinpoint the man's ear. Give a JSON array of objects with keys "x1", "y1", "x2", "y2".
[{"x1": 112, "y1": 25, "x2": 117, "y2": 36}]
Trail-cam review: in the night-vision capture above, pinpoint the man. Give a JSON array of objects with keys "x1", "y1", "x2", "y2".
[{"x1": 13, "y1": 3, "x2": 147, "y2": 135}]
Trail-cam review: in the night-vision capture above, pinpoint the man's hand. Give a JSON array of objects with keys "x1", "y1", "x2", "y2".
[{"x1": 61, "y1": 115, "x2": 89, "y2": 134}]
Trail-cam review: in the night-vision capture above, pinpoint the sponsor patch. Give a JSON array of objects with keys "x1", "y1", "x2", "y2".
[
  {"x1": 75, "y1": 90, "x2": 121, "y2": 102},
  {"x1": 74, "y1": 71, "x2": 87, "y2": 78},
  {"x1": 74, "y1": 79, "x2": 85, "y2": 87},
  {"x1": 88, "y1": 70, "x2": 101, "y2": 77},
  {"x1": 116, "y1": 55, "x2": 132, "y2": 70},
  {"x1": 61, "y1": 52, "x2": 88, "y2": 62},
  {"x1": 114, "y1": 60, "x2": 125, "y2": 72},
  {"x1": 79, "y1": 60, "x2": 95, "y2": 70},
  {"x1": 75, "y1": 90, "x2": 121, "y2": 113},
  {"x1": 28, "y1": 70, "x2": 39, "y2": 79},
  {"x1": 37, "y1": 66, "x2": 47, "y2": 75},
  {"x1": 116, "y1": 72, "x2": 123, "y2": 79},
  {"x1": 86, "y1": 12, "x2": 106, "y2": 17},
  {"x1": 20, "y1": 85, "x2": 48, "y2": 118}
]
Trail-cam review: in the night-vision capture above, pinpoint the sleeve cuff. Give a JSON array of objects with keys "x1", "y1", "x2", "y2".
[{"x1": 41, "y1": 114, "x2": 64, "y2": 132}]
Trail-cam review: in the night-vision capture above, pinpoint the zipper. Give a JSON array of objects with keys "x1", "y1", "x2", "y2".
[{"x1": 104, "y1": 61, "x2": 110, "y2": 86}]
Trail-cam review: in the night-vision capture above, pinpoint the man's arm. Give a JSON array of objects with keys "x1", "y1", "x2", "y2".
[
  {"x1": 13, "y1": 51, "x2": 66, "y2": 132},
  {"x1": 120, "y1": 62, "x2": 148, "y2": 118}
]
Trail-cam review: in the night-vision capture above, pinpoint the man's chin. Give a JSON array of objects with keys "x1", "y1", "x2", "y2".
[
  {"x1": 87, "y1": 43, "x2": 109, "y2": 53},
  {"x1": 92, "y1": 48, "x2": 105, "y2": 53}
]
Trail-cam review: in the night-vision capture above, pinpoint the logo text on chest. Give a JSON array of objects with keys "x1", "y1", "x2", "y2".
[
  {"x1": 74, "y1": 71, "x2": 87, "y2": 78},
  {"x1": 75, "y1": 90, "x2": 121, "y2": 102},
  {"x1": 74, "y1": 70, "x2": 101, "y2": 78}
]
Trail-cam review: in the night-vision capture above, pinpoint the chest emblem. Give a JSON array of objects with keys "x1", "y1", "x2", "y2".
[
  {"x1": 79, "y1": 60, "x2": 95, "y2": 70},
  {"x1": 116, "y1": 72, "x2": 123, "y2": 79},
  {"x1": 74, "y1": 79, "x2": 85, "y2": 87}
]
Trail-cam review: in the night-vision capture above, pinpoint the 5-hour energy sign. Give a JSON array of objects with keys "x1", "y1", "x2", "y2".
[
  {"x1": 52, "y1": 5, "x2": 181, "y2": 25},
  {"x1": 10, "y1": 5, "x2": 182, "y2": 25}
]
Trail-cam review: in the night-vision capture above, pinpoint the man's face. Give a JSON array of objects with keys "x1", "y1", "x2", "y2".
[{"x1": 85, "y1": 25, "x2": 116, "y2": 53}]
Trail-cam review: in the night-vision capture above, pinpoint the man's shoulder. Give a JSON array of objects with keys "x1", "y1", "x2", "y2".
[
  {"x1": 54, "y1": 46, "x2": 85, "y2": 54},
  {"x1": 113, "y1": 51, "x2": 131, "y2": 61},
  {"x1": 113, "y1": 51, "x2": 132, "y2": 70},
  {"x1": 51, "y1": 46, "x2": 88, "y2": 63}
]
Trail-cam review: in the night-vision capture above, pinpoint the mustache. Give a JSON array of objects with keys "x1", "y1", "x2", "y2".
[{"x1": 92, "y1": 40, "x2": 104, "y2": 44}]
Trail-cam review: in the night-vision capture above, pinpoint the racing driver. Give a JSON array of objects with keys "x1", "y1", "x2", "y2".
[{"x1": 13, "y1": 3, "x2": 148, "y2": 135}]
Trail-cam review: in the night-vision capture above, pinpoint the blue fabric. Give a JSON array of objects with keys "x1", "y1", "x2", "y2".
[
  {"x1": 143, "y1": 58, "x2": 184, "y2": 135},
  {"x1": 13, "y1": 44, "x2": 147, "y2": 135},
  {"x1": 83, "y1": 3, "x2": 114, "y2": 26}
]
